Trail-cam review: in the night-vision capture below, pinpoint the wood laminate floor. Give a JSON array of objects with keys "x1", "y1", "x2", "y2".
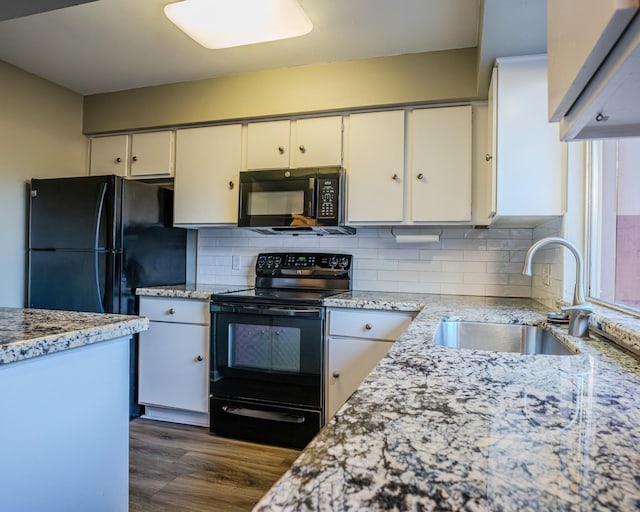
[{"x1": 129, "y1": 419, "x2": 300, "y2": 512}]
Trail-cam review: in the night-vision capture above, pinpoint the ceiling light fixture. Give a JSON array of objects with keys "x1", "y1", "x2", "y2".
[{"x1": 164, "y1": 0, "x2": 313, "y2": 50}]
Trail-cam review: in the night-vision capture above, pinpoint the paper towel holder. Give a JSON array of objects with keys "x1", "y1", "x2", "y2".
[{"x1": 391, "y1": 227, "x2": 441, "y2": 244}]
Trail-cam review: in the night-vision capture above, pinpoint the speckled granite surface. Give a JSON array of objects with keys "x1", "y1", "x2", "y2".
[
  {"x1": 254, "y1": 294, "x2": 640, "y2": 511},
  {"x1": 135, "y1": 283, "x2": 251, "y2": 300},
  {"x1": 0, "y1": 307, "x2": 148, "y2": 365}
]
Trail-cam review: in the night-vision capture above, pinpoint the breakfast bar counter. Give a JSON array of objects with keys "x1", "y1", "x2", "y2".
[
  {"x1": 0, "y1": 307, "x2": 148, "y2": 512},
  {"x1": 254, "y1": 294, "x2": 640, "y2": 511}
]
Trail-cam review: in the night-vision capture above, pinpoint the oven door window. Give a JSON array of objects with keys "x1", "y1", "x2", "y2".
[
  {"x1": 212, "y1": 311, "x2": 322, "y2": 408},
  {"x1": 229, "y1": 323, "x2": 301, "y2": 373}
]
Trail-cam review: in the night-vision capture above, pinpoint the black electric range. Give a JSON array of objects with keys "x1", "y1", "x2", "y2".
[{"x1": 209, "y1": 252, "x2": 352, "y2": 448}]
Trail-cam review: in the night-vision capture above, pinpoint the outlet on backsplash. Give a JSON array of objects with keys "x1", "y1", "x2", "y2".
[{"x1": 542, "y1": 263, "x2": 551, "y2": 287}]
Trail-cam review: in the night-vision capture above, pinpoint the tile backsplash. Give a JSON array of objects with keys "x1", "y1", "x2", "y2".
[{"x1": 197, "y1": 227, "x2": 537, "y2": 298}]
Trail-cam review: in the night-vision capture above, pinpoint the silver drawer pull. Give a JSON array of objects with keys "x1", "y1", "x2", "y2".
[
  {"x1": 196, "y1": 355, "x2": 204, "y2": 362},
  {"x1": 167, "y1": 308, "x2": 175, "y2": 315},
  {"x1": 365, "y1": 323, "x2": 372, "y2": 330},
  {"x1": 332, "y1": 371, "x2": 340, "y2": 378},
  {"x1": 222, "y1": 405, "x2": 305, "y2": 424}
]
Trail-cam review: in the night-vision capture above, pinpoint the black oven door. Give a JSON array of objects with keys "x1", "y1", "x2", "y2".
[
  {"x1": 210, "y1": 303, "x2": 323, "y2": 409},
  {"x1": 237, "y1": 170, "x2": 316, "y2": 228}
]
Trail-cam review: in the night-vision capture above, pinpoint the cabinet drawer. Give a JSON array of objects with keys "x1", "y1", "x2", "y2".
[
  {"x1": 327, "y1": 309, "x2": 414, "y2": 341},
  {"x1": 139, "y1": 297, "x2": 209, "y2": 324}
]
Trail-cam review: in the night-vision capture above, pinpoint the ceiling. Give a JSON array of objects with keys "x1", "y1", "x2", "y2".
[{"x1": 0, "y1": 0, "x2": 547, "y2": 97}]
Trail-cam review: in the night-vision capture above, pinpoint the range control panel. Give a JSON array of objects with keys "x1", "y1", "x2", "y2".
[{"x1": 255, "y1": 252, "x2": 352, "y2": 274}]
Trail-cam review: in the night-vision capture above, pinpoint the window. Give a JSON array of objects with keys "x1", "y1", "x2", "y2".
[{"x1": 588, "y1": 138, "x2": 640, "y2": 314}]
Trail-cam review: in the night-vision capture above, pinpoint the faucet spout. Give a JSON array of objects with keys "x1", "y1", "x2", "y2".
[{"x1": 522, "y1": 236, "x2": 591, "y2": 337}]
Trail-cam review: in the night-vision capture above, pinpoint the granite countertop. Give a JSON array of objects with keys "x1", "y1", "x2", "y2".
[
  {"x1": 254, "y1": 293, "x2": 640, "y2": 511},
  {"x1": 135, "y1": 283, "x2": 251, "y2": 300},
  {"x1": 0, "y1": 307, "x2": 148, "y2": 365}
]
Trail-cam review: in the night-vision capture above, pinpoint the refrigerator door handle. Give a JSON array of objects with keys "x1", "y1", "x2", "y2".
[
  {"x1": 93, "y1": 250, "x2": 105, "y2": 314},
  {"x1": 93, "y1": 182, "x2": 107, "y2": 251}
]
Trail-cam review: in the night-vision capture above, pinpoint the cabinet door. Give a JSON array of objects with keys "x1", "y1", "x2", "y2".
[
  {"x1": 174, "y1": 125, "x2": 242, "y2": 225},
  {"x1": 411, "y1": 106, "x2": 472, "y2": 222},
  {"x1": 494, "y1": 56, "x2": 564, "y2": 218},
  {"x1": 130, "y1": 131, "x2": 175, "y2": 177},
  {"x1": 138, "y1": 322, "x2": 209, "y2": 413},
  {"x1": 347, "y1": 110, "x2": 405, "y2": 222},
  {"x1": 246, "y1": 120, "x2": 291, "y2": 169},
  {"x1": 326, "y1": 336, "x2": 393, "y2": 420},
  {"x1": 89, "y1": 135, "x2": 129, "y2": 177},
  {"x1": 292, "y1": 116, "x2": 342, "y2": 168}
]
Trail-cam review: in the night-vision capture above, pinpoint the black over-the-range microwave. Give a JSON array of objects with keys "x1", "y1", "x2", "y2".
[{"x1": 237, "y1": 167, "x2": 355, "y2": 235}]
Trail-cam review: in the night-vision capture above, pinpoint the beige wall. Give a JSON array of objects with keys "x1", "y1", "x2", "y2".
[
  {"x1": 0, "y1": 60, "x2": 87, "y2": 307},
  {"x1": 83, "y1": 48, "x2": 478, "y2": 134}
]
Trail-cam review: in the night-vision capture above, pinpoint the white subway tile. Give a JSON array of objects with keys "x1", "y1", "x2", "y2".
[
  {"x1": 398, "y1": 260, "x2": 442, "y2": 271},
  {"x1": 378, "y1": 270, "x2": 420, "y2": 282},
  {"x1": 353, "y1": 280, "x2": 399, "y2": 292},
  {"x1": 419, "y1": 249, "x2": 464, "y2": 261},
  {"x1": 463, "y1": 250, "x2": 510, "y2": 262},
  {"x1": 441, "y1": 261, "x2": 486, "y2": 273},
  {"x1": 442, "y1": 239, "x2": 487, "y2": 250},
  {"x1": 379, "y1": 248, "x2": 421, "y2": 259},
  {"x1": 486, "y1": 239, "x2": 534, "y2": 251},
  {"x1": 420, "y1": 271, "x2": 464, "y2": 284},
  {"x1": 441, "y1": 283, "x2": 486, "y2": 296},
  {"x1": 486, "y1": 262, "x2": 523, "y2": 274},
  {"x1": 485, "y1": 285, "x2": 531, "y2": 298},
  {"x1": 464, "y1": 273, "x2": 509, "y2": 285},
  {"x1": 399, "y1": 282, "x2": 441, "y2": 294},
  {"x1": 355, "y1": 259, "x2": 399, "y2": 271}
]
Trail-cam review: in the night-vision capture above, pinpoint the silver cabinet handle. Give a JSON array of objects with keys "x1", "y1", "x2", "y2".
[
  {"x1": 365, "y1": 323, "x2": 372, "y2": 330},
  {"x1": 132, "y1": 156, "x2": 138, "y2": 162},
  {"x1": 391, "y1": 173, "x2": 399, "y2": 181},
  {"x1": 485, "y1": 153, "x2": 492, "y2": 161},
  {"x1": 278, "y1": 146, "x2": 285, "y2": 154},
  {"x1": 196, "y1": 355, "x2": 204, "y2": 362},
  {"x1": 332, "y1": 371, "x2": 340, "y2": 378},
  {"x1": 228, "y1": 181, "x2": 234, "y2": 190},
  {"x1": 167, "y1": 308, "x2": 175, "y2": 315},
  {"x1": 417, "y1": 173, "x2": 424, "y2": 180},
  {"x1": 299, "y1": 145, "x2": 306, "y2": 153},
  {"x1": 115, "y1": 157, "x2": 122, "y2": 163}
]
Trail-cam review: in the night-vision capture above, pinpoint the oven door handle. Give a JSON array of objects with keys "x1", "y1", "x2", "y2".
[
  {"x1": 214, "y1": 304, "x2": 323, "y2": 318},
  {"x1": 222, "y1": 405, "x2": 306, "y2": 424}
]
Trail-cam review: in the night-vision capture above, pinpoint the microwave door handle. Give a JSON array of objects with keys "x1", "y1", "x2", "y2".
[{"x1": 309, "y1": 178, "x2": 316, "y2": 219}]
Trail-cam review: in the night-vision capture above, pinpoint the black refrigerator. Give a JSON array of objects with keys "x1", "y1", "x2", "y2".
[{"x1": 27, "y1": 175, "x2": 188, "y2": 417}]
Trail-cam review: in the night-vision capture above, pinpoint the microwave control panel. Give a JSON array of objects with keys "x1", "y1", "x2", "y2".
[{"x1": 316, "y1": 178, "x2": 338, "y2": 221}]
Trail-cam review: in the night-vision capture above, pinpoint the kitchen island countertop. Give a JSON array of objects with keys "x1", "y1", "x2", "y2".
[
  {"x1": 0, "y1": 307, "x2": 148, "y2": 365},
  {"x1": 255, "y1": 293, "x2": 640, "y2": 511}
]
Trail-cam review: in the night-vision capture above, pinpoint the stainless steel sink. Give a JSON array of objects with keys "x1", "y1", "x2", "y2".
[{"x1": 433, "y1": 321, "x2": 578, "y2": 356}]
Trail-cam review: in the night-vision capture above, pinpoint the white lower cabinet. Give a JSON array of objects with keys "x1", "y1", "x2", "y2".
[
  {"x1": 138, "y1": 296, "x2": 210, "y2": 426},
  {"x1": 325, "y1": 308, "x2": 415, "y2": 422}
]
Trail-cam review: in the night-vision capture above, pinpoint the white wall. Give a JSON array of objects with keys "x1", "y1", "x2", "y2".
[
  {"x1": 0, "y1": 61, "x2": 87, "y2": 307},
  {"x1": 197, "y1": 227, "x2": 534, "y2": 297}
]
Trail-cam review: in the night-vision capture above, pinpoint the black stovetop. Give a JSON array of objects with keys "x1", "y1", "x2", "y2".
[{"x1": 211, "y1": 287, "x2": 344, "y2": 306}]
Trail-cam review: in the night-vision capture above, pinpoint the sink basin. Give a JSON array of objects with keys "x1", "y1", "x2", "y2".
[{"x1": 433, "y1": 321, "x2": 578, "y2": 356}]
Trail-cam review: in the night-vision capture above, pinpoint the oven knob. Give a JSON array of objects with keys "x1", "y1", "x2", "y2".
[
  {"x1": 257, "y1": 256, "x2": 266, "y2": 268},
  {"x1": 329, "y1": 256, "x2": 338, "y2": 268},
  {"x1": 274, "y1": 256, "x2": 282, "y2": 268},
  {"x1": 266, "y1": 256, "x2": 274, "y2": 267},
  {"x1": 340, "y1": 257, "x2": 350, "y2": 268}
]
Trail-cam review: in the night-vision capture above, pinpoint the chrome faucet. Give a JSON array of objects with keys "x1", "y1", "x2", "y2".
[{"x1": 522, "y1": 237, "x2": 592, "y2": 337}]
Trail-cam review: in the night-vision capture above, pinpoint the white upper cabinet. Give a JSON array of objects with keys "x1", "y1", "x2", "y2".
[
  {"x1": 548, "y1": 0, "x2": 640, "y2": 140},
  {"x1": 89, "y1": 135, "x2": 129, "y2": 177},
  {"x1": 246, "y1": 120, "x2": 291, "y2": 169},
  {"x1": 484, "y1": 55, "x2": 565, "y2": 225},
  {"x1": 291, "y1": 116, "x2": 342, "y2": 168},
  {"x1": 246, "y1": 116, "x2": 343, "y2": 170},
  {"x1": 89, "y1": 131, "x2": 175, "y2": 178},
  {"x1": 130, "y1": 131, "x2": 175, "y2": 177},
  {"x1": 346, "y1": 107, "x2": 472, "y2": 225},
  {"x1": 174, "y1": 124, "x2": 242, "y2": 226},
  {"x1": 410, "y1": 106, "x2": 472, "y2": 222},
  {"x1": 346, "y1": 110, "x2": 405, "y2": 223}
]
